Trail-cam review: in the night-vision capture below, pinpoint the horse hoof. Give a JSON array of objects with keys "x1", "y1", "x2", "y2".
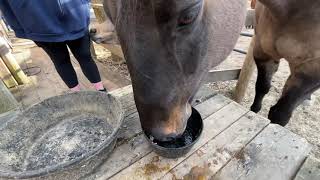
[
  {"x1": 250, "y1": 104, "x2": 261, "y2": 113},
  {"x1": 268, "y1": 106, "x2": 290, "y2": 126}
]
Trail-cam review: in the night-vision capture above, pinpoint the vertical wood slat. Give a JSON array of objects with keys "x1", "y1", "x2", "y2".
[
  {"x1": 0, "y1": 36, "x2": 29, "y2": 85},
  {"x1": 91, "y1": 0, "x2": 106, "y2": 23},
  {"x1": 0, "y1": 19, "x2": 10, "y2": 39},
  {"x1": 0, "y1": 56, "x2": 18, "y2": 88},
  {"x1": 234, "y1": 36, "x2": 256, "y2": 103}
]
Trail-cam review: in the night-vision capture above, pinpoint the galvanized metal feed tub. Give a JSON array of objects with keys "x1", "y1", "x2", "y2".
[{"x1": 0, "y1": 91, "x2": 124, "y2": 179}]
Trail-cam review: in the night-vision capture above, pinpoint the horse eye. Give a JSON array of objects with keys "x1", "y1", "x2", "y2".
[
  {"x1": 178, "y1": 14, "x2": 197, "y2": 27},
  {"x1": 177, "y1": 4, "x2": 202, "y2": 28}
]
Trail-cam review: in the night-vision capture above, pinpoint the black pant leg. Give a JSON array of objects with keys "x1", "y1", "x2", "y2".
[
  {"x1": 66, "y1": 33, "x2": 102, "y2": 83},
  {"x1": 34, "y1": 41, "x2": 79, "y2": 88}
]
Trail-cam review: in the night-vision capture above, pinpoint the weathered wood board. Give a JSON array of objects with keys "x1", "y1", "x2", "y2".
[
  {"x1": 0, "y1": 56, "x2": 18, "y2": 88},
  {"x1": 294, "y1": 156, "x2": 320, "y2": 180},
  {"x1": 90, "y1": 0, "x2": 106, "y2": 23},
  {"x1": 213, "y1": 124, "x2": 312, "y2": 180},
  {"x1": 109, "y1": 102, "x2": 248, "y2": 180},
  {"x1": 204, "y1": 69, "x2": 241, "y2": 83},
  {"x1": 162, "y1": 112, "x2": 269, "y2": 179},
  {"x1": 1, "y1": 84, "x2": 313, "y2": 179},
  {"x1": 82, "y1": 85, "x2": 312, "y2": 180},
  {"x1": 84, "y1": 86, "x2": 224, "y2": 180}
]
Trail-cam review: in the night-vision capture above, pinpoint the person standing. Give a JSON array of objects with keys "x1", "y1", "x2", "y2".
[{"x1": 0, "y1": 0, "x2": 106, "y2": 92}]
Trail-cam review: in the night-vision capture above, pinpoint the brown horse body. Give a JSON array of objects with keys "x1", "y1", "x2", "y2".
[
  {"x1": 250, "y1": 0, "x2": 320, "y2": 125},
  {"x1": 92, "y1": 0, "x2": 246, "y2": 141}
]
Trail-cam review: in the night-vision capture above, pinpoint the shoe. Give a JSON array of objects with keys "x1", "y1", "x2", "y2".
[{"x1": 99, "y1": 88, "x2": 107, "y2": 92}]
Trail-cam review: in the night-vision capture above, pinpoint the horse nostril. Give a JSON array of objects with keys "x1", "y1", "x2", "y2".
[
  {"x1": 151, "y1": 133, "x2": 179, "y2": 142},
  {"x1": 160, "y1": 134, "x2": 181, "y2": 142},
  {"x1": 89, "y1": 28, "x2": 97, "y2": 34}
]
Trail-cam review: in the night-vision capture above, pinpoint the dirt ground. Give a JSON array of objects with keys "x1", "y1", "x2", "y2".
[
  {"x1": 100, "y1": 29, "x2": 320, "y2": 159},
  {"x1": 94, "y1": 45, "x2": 131, "y2": 82}
]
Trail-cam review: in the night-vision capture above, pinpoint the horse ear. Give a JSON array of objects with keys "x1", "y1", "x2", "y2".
[
  {"x1": 251, "y1": 0, "x2": 256, "y2": 9},
  {"x1": 258, "y1": 0, "x2": 289, "y2": 19},
  {"x1": 103, "y1": 0, "x2": 118, "y2": 25}
]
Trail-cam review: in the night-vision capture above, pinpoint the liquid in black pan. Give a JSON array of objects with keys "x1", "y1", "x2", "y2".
[
  {"x1": 152, "y1": 126, "x2": 199, "y2": 148},
  {"x1": 149, "y1": 107, "x2": 202, "y2": 148}
]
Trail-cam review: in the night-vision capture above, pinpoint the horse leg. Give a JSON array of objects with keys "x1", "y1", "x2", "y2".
[
  {"x1": 251, "y1": 57, "x2": 279, "y2": 113},
  {"x1": 268, "y1": 61, "x2": 320, "y2": 126}
]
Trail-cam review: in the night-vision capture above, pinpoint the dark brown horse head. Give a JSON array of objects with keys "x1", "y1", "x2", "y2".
[{"x1": 98, "y1": 0, "x2": 246, "y2": 141}]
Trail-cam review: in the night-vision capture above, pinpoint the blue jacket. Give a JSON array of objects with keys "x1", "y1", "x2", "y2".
[{"x1": 0, "y1": 0, "x2": 90, "y2": 42}]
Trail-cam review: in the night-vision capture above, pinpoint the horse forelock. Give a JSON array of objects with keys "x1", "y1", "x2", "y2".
[{"x1": 115, "y1": 0, "x2": 164, "y2": 51}]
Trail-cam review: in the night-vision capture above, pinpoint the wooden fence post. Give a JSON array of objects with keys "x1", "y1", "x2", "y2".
[
  {"x1": 0, "y1": 19, "x2": 9, "y2": 38},
  {"x1": 0, "y1": 56, "x2": 18, "y2": 88},
  {"x1": 91, "y1": 0, "x2": 106, "y2": 23},
  {"x1": 0, "y1": 36, "x2": 29, "y2": 85},
  {"x1": 90, "y1": 1, "x2": 106, "y2": 61},
  {"x1": 234, "y1": 36, "x2": 256, "y2": 103}
]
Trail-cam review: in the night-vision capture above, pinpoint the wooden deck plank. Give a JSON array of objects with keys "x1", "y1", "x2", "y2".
[
  {"x1": 294, "y1": 156, "x2": 320, "y2": 180},
  {"x1": 117, "y1": 93, "x2": 135, "y2": 111},
  {"x1": 109, "y1": 102, "x2": 248, "y2": 180},
  {"x1": 213, "y1": 124, "x2": 312, "y2": 180},
  {"x1": 110, "y1": 85, "x2": 132, "y2": 98},
  {"x1": 194, "y1": 94, "x2": 231, "y2": 119},
  {"x1": 116, "y1": 94, "x2": 231, "y2": 146},
  {"x1": 116, "y1": 112, "x2": 141, "y2": 146},
  {"x1": 83, "y1": 93, "x2": 231, "y2": 180},
  {"x1": 112, "y1": 86, "x2": 227, "y2": 144},
  {"x1": 162, "y1": 112, "x2": 270, "y2": 180},
  {"x1": 111, "y1": 86, "x2": 226, "y2": 146},
  {"x1": 83, "y1": 133, "x2": 150, "y2": 180},
  {"x1": 191, "y1": 85, "x2": 217, "y2": 105},
  {"x1": 122, "y1": 104, "x2": 137, "y2": 117},
  {"x1": 204, "y1": 68, "x2": 241, "y2": 83}
]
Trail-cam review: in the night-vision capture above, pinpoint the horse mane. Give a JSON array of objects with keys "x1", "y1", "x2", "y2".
[
  {"x1": 259, "y1": 0, "x2": 320, "y2": 22},
  {"x1": 258, "y1": 0, "x2": 293, "y2": 20}
]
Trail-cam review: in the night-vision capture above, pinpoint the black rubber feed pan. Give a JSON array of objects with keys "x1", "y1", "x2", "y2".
[
  {"x1": 0, "y1": 91, "x2": 124, "y2": 179},
  {"x1": 145, "y1": 107, "x2": 203, "y2": 159}
]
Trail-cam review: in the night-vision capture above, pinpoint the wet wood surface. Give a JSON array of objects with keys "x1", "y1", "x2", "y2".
[{"x1": 84, "y1": 85, "x2": 312, "y2": 180}]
